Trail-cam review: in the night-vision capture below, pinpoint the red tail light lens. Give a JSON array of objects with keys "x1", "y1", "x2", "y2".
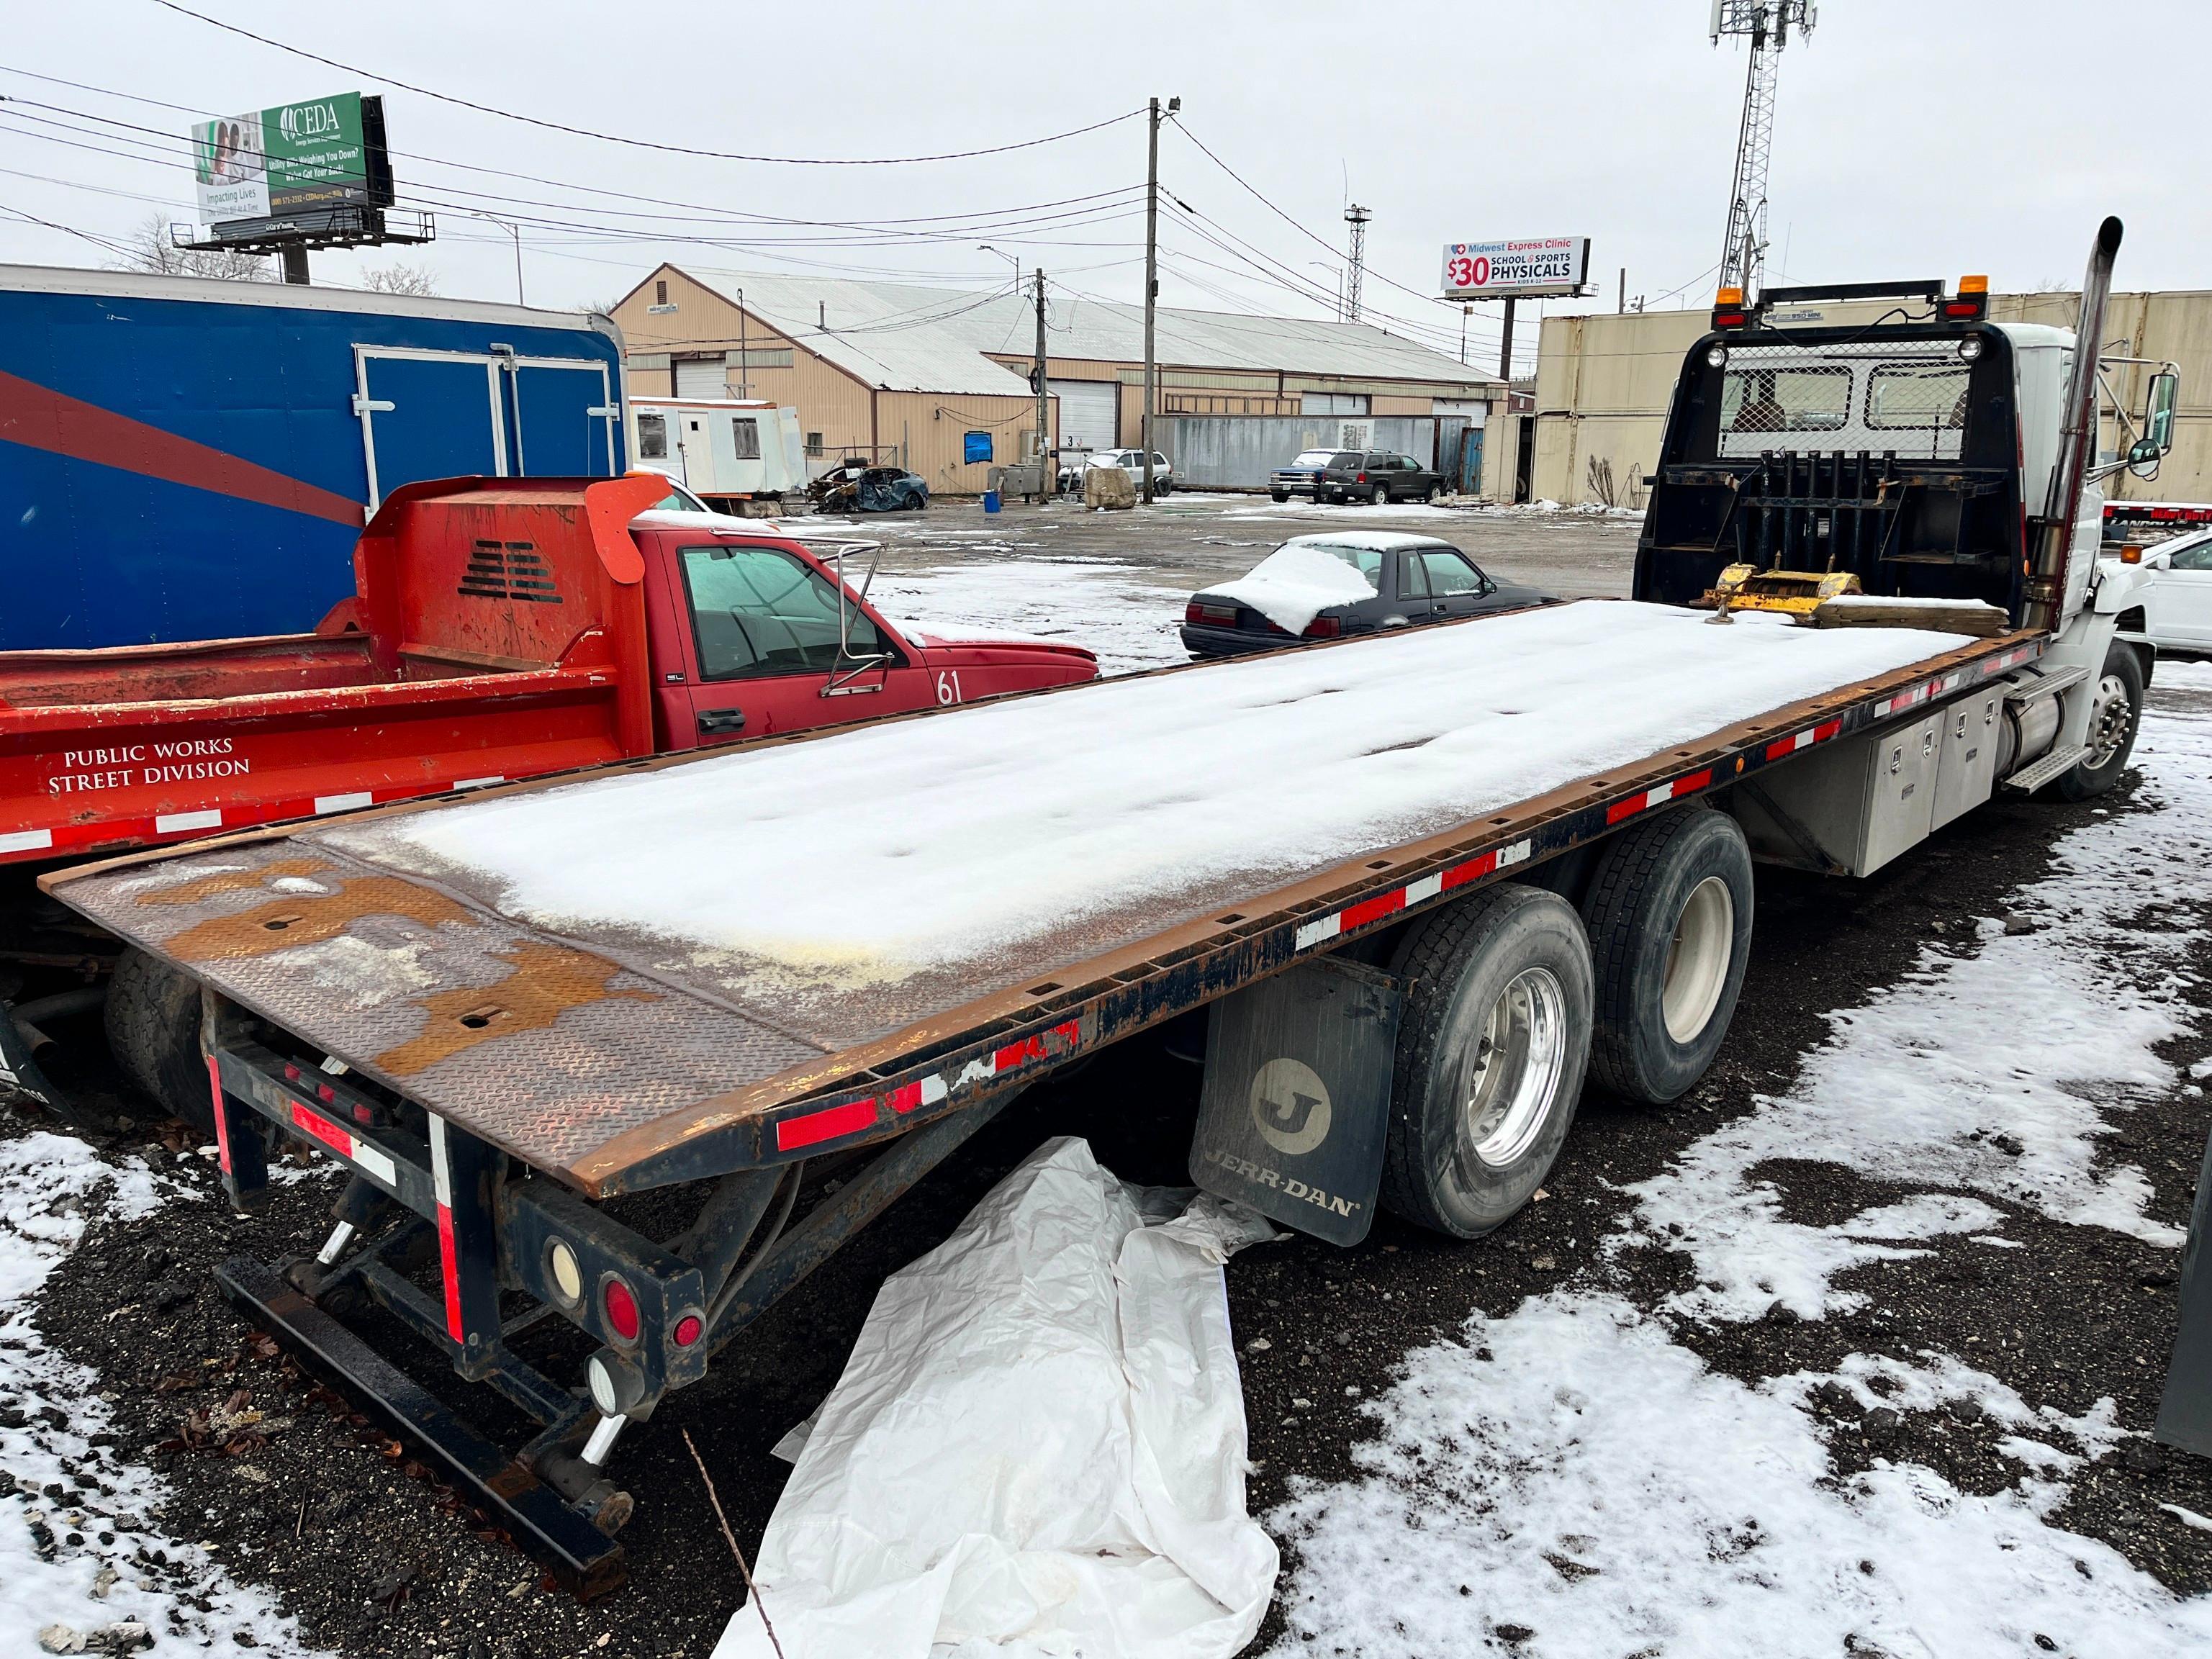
[
  {"x1": 1303, "y1": 616, "x2": 1342, "y2": 638},
  {"x1": 1356, "y1": 472, "x2": 1368, "y2": 484},
  {"x1": 673, "y1": 1314, "x2": 703, "y2": 1347},
  {"x1": 602, "y1": 1277, "x2": 641, "y2": 1342},
  {"x1": 1186, "y1": 600, "x2": 1237, "y2": 625}
]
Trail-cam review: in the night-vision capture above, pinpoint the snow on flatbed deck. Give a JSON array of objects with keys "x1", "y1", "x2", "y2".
[
  {"x1": 333, "y1": 601, "x2": 1963, "y2": 1011},
  {"x1": 51, "y1": 601, "x2": 1979, "y2": 1180}
]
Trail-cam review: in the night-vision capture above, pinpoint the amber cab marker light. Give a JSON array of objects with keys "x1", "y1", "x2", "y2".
[{"x1": 2121, "y1": 545, "x2": 2145, "y2": 565}]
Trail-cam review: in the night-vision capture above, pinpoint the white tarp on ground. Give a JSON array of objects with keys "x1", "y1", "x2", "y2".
[{"x1": 713, "y1": 1138, "x2": 1279, "y2": 1659}]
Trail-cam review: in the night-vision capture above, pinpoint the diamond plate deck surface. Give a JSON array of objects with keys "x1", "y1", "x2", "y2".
[{"x1": 54, "y1": 841, "x2": 825, "y2": 1180}]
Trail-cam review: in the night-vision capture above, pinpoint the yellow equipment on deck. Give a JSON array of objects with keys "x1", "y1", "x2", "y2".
[{"x1": 1700, "y1": 563, "x2": 1863, "y2": 620}]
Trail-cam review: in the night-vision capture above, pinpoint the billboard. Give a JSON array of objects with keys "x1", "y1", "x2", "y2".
[
  {"x1": 1440, "y1": 238, "x2": 1592, "y2": 300},
  {"x1": 191, "y1": 92, "x2": 391, "y2": 227}
]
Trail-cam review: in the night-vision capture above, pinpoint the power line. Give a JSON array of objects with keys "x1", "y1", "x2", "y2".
[
  {"x1": 0, "y1": 62, "x2": 1148, "y2": 236},
  {"x1": 0, "y1": 101, "x2": 1156, "y2": 250},
  {"x1": 0, "y1": 198, "x2": 130, "y2": 257},
  {"x1": 145, "y1": 1, "x2": 1144, "y2": 166}
]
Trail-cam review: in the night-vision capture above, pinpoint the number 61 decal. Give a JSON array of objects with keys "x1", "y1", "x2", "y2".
[{"x1": 935, "y1": 670, "x2": 964, "y2": 706}]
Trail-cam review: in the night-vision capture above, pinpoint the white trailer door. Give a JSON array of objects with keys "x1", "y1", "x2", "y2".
[{"x1": 1049, "y1": 379, "x2": 1118, "y2": 451}]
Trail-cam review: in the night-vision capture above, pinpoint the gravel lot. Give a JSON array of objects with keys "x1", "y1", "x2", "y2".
[{"x1": 4, "y1": 505, "x2": 2209, "y2": 1658}]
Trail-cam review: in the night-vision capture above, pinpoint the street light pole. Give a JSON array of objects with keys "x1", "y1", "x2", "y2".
[{"x1": 476, "y1": 211, "x2": 523, "y2": 305}]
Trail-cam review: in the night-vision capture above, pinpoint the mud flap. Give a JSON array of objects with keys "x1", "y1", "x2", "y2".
[
  {"x1": 1188, "y1": 956, "x2": 1399, "y2": 1245},
  {"x1": 0, "y1": 1000, "x2": 85, "y2": 1129},
  {"x1": 2156, "y1": 1121, "x2": 2212, "y2": 1458}
]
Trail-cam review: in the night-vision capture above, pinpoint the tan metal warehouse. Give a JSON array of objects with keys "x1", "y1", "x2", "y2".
[
  {"x1": 1499, "y1": 288, "x2": 2212, "y2": 510},
  {"x1": 610, "y1": 265, "x2": 1501, "y2": 496}
]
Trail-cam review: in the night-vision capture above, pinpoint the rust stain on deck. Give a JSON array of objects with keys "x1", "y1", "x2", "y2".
[
  {"x1": 138, "y1": 858, "x2": 336, "y2": 906},
  {"x1": 375, "y1": 938, "x2": 659, "y2": 1077},
  {"x1": 163, "y1": 875, "x2": 471, "y2": 962}
]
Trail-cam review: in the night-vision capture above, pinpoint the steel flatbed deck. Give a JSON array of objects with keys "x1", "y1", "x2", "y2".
[{"x1": 44, "y1": 613, "x2": 2044, "y2": 1198}]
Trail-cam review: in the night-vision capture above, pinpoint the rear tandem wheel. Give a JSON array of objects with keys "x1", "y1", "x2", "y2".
[{"x1": 1379, "y1": 885, "x2": 1594, "y2": 1238}]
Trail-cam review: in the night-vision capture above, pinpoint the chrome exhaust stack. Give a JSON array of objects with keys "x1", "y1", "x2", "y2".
[{"x1": 2026, "y1": 215, "x2": 2123, "y2": 632}]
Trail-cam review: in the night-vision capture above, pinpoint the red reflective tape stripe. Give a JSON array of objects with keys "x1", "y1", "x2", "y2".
[
  {"x1": 1764, "y1": 734, "x2": 1797, "y2": 761},
  {"x1": 1340, "y1": 888, "x2": 1407, "y2": 931},
  {"x1": 886, "y1": 1081, "x2": 924, "y2": 1114},
  {"x1": 1815, "y1": 719, "x2": 1842, "y2": 742},
  {"x1": 775, "y1": 1097, "x2": 879, "y2": 1152},
  {"x1": 1675, "y1": 768, "x2": 1715, "y2": 796},
  {"x1": 1605, "y1": 796, "x2": 1644, "y2": 825},
  {"x1": 1442, "y1": 850, "x2": 1497, "y2": 890},
  {"x1": 1052, "y1": 1018, "x2": 1083, "y2": 1049},
  {"x1": 289, "y1": 1101, "x2": 353, "y2": 1161},
  {"x1": 435, "y1": 1202, "x2": 464, "y2": 1342},
  {"x1": 207, "y1": 1056, "x2": 232, "y2": 1175}
]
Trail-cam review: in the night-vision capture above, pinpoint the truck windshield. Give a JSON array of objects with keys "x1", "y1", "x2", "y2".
[{"x1": 680, "y1": 546, "x2": 885, "y2": 679}]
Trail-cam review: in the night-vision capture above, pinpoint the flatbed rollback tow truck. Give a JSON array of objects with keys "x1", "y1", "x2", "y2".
[{"x1": 32, "y1": 220, "x2": 2178, "y2": 1595}]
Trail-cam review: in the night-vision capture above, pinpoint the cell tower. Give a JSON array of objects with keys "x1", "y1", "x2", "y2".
[
  {"x1": 1344, "y1": 204, "x2": 1371, "y2": 322},
  {"x1": 1711, "y1": 1, "x2": 1816, "y2": 299}
]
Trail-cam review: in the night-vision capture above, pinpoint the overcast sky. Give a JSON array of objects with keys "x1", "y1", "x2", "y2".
[{"x1": 2, "y1": 0, "x2": 2203, "y2": 374}]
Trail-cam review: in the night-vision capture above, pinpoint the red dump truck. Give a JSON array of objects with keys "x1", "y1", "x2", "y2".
[{"x1": 0, "y1": 474, "x2": 1094, "y2": 1108}]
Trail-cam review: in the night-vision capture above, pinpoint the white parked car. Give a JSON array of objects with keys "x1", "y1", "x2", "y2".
[
  {"x1": 2118, "y1": 529, "x2": 2212, "y2": 652},
  {"x1": 1088, "y1": 448, "x2": 1175, "y2": 495}
]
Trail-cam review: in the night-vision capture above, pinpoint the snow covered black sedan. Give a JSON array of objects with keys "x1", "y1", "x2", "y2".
[{"x1": 1180, "y1": 533, "x2": 1556, "y2": 658}]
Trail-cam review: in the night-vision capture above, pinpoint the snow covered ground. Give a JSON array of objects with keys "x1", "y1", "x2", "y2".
[
  {"x1": 0, "y1": 1134, "x2": 317, "y2": 1657},
  {"x1": 1265, "y1": 661, "x2": 2212, "y2": 1658},
  {"x1": 866, "y1": 555, "x2": 1186, "y2": 678}
]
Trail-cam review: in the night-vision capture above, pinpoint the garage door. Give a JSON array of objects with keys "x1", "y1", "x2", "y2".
[
  {"x1": 675, "y1": 356, "x2": 730, "y2": 399},
  {"x1": 1049, "y1": 379, "x2": 1118, "y2": 451}
]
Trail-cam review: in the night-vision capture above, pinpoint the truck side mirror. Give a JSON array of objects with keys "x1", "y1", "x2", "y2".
[
  {"x1": 2147, "y1": 370, "x2": 2180, "y2": 454},
  {"x1": 2129, "y1": 436, "x2": 2165, "y2": 479}
]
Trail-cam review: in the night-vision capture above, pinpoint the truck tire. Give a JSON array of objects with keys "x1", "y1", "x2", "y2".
[
  {"x1": 105, "y1": 946, "x2": 212, "y2": 1131},
  {"x1": 1380, "y1": 885, "x2": 1594, "y2": 1238},
  {"x1": 2052, "y1": 643, "x2": 2145, "y2": 801},
  {"x1": 1270, "y1": 490, "x2": 1289, "y2": 503},
  {"x1": 1371, "y1": 483, "x2": 1389, "y2": 505},
  {"x1": 1580, "y1": 807, "x2": 1753, "y2": 1105}
]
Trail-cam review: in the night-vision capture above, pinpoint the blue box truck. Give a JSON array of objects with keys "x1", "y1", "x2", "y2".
[{"x1": 0, "y1": 265, "x2": 628, "y2": 650}]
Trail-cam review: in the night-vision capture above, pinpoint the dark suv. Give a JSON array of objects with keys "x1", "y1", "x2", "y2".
[{"x1": 1268, "y1": 450, "x2": 1447, "y2": 505}]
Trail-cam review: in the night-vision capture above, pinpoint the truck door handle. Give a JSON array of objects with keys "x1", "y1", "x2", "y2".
[{"x1": 696, "y1": 707, "x2": 746, "y2": 735}]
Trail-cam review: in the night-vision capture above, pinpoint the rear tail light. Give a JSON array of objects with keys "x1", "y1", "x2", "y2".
[
  {"x1": 1186, "y1": 600, "x2": 1238, "y2": 625},
  {"x1": 546, "y1": 1239, "x2": 583, "y2": 1308},
  {"x1": 1303, "y1": 616, "x2": 1342, "y2": 638},
  {"x1": 601, "y1": 1275, "x2": 641, "y2": 1342},
  {"x1": 673, "y1": 1314, "x2": 704, "y2": 1347},
  {"x1": 1356, "y1": 472, "x2": 1368, "y2": 484},
  {"x1": 1712, "y1": 286, "x2": 1747, "y2": 330}
]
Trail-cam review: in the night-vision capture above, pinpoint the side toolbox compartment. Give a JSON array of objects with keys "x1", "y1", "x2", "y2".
[
  {"x1": 1736, "y1": 709, "x2": 1945, "y2": 876},
  {"x1": 1931, "y1": 685, "x2": 2004, "y2": 831}
]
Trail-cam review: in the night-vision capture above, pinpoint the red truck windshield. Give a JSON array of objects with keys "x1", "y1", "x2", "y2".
[{"x1": 678, "y1": 545, "x2": 888, "y2": 679}]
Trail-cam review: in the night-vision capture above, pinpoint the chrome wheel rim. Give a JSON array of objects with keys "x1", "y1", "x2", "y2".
[
  {"x1": 2084, "y1": 672, "x2": 2133, "y2": 767},
  {"x1": 1663, "y1": 876, "x2": 1735, "y2": 1044},
  {"x1": 1460, "y1": 967, "x2": 1568, "y2": 1167}
]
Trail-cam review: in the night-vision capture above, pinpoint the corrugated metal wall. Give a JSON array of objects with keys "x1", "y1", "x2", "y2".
[{"x1": 1163, "y1": 415, "x2": 1443, "y2": 489}]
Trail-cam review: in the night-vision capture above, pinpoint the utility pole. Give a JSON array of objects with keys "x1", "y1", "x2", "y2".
[
  {"x1": 1343, "y1": 204, "x2": 1371, "y2": 323},
  {"x1": 1499, "y1": 297, "x2": 1516, "y2": 387},
  {"x1": 1034, "y1": 267, "x2": 1049, "y2": 484},
  {"x1": 1617, "y1": 267, "x2": 1626, "y2": 315},
  {"x1": 1142, "y1": 96, "x2": 1174, "y2": 505},
  {"x1": 1460, "y1": 303, "x2": 1471, "y2": 365},
  {"x1": 737, "y1": 286, "x2": 748, "y2": 399}
]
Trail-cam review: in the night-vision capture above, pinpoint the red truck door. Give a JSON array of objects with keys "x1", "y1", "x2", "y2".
[{"x1": 654, "y1": 536, "x2": 939, "y2": 746}]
